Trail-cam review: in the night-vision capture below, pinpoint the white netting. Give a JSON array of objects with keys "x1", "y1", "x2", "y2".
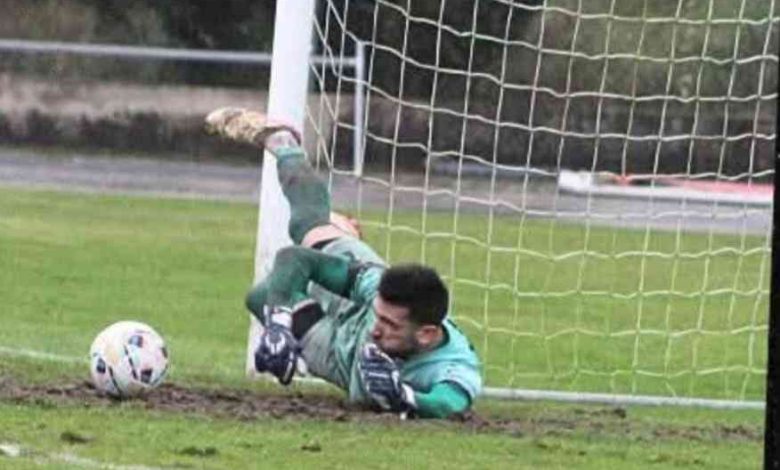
[{"x1": 298, "y1": 0, "x2": 777, "y2": 402}]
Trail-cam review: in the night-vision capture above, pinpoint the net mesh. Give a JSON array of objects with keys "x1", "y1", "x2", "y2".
[{"x1": 302, "y1": 0, "x2": 777, "y2": 401}]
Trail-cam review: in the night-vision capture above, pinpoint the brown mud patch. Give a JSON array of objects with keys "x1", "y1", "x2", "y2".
[{"x1": 0, "y1": 376, "x2": 761, "y2": 443}]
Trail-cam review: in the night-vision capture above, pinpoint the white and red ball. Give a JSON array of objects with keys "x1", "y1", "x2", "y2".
[{"x1": 89, "y1": 321, "x2": 169, "y2": 398}]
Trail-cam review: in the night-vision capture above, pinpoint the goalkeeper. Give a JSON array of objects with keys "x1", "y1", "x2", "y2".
[{"x1": 206, "y1": 108, "x2": 481, "y2": 419}]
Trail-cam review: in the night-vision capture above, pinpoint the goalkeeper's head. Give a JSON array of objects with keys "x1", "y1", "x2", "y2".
[{"x1": 371, "y1": 264, "x2": 449, "y2": 358}]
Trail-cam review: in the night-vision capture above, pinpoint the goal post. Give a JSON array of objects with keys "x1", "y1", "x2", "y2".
[
  {"x1": 258, "y1": 0, "x2": 778, "y2": 409},
  {"x1": 246, "y1": 0, "x2": 316, "y2": 376}
]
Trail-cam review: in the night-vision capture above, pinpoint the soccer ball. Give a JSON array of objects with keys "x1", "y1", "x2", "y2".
[{"x1": 89, "y1": 321, "x2": 169, "y2": 398}]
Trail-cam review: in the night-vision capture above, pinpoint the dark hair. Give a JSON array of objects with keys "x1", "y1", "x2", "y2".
[{"x1": 378, "y1": 264, "x2": 449, "y2": 326}]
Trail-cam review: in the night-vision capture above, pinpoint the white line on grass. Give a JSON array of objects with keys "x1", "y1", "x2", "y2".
[
  {"x1": 1, "y1": 347, "x2": 211, "y2": 469},
  {"x1": 0, "y1": 344, "x2": 244, "y2": 376},
  {"x1": 3, "y1": 442, "x2": 177, "y2": 470},
  {"x1": 41, "y1": 452, "x2": 178, "y2": 470},
  {"x1": 0, "y1": 346, "x2": 88, "y2": 364}
]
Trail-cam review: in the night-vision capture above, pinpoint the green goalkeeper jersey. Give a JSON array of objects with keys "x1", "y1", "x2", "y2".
[
  {"x1": 243, "y1": 145, "x2": 482, "y2": 415},
  {"x1": 302, "y1": 238, "x2": 482, "y2": 405}
]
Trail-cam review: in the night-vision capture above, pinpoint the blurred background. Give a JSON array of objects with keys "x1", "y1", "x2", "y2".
[
  {"x1": 0, "y1": 0, "x2": 281, "y2": 164},
  {"x1": 1, "y1": 0, "x2": 775, "y2": 176}
]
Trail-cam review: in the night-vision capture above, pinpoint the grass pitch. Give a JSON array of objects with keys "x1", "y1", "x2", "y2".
[{"x1": 0, "y1": 186, "x2": 766, "y2": 468}]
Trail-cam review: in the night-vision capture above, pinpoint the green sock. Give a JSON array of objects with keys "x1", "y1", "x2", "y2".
[{"x1": 275, "y1": 148, "x2": 331, "y2": 244}]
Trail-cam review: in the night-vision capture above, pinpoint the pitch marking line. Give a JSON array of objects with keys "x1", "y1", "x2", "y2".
[
  {"x1": 0, "y1": 346, "x2": 88, "y2": 364},
  {"x1": 1, "y1": 442, "x2": 176, "y2": 470},
  {"x1": 42, "y1": 451, "x2": 180, "y2": 470}
]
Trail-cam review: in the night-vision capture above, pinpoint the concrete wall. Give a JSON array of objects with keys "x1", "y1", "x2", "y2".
[
  {"x1": 1, "y1": 73, "x2": 773, "y2": 180},
  {"x1": 0, "y1": 73, "x2": 333, "y2": 162}
]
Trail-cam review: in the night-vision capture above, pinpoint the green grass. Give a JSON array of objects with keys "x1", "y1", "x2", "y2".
[
  {"x1": 0, "y1": 186, "x2": 767, "y2": 468},
  {"x1": 0, "y1": 188, "x2": 256, "y2": 385},
  {"x1": 0, "y1": 399, "x2": 763, "y2": 470},
  {"x1": 0, "y1": 186, "x2": 769, "y2": 398},
  {"x1": 0, "y1": 355, "x2": 765, "y2": 470}
]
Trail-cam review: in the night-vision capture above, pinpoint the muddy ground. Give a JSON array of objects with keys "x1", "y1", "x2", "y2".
[{"x1": 0, "y1": 376, "x2": 761, "y2": 443}]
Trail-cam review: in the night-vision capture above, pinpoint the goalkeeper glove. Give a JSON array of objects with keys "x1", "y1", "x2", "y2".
[
  {"x1": 254, "y1": 306, "x2": 300, "y2": 386},
  {"x1": 357, "y1": 343, "x2": 416, "y2": 413}
]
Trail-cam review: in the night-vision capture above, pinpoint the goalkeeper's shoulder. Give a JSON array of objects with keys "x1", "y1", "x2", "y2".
[
  {"x1": 443, "y1": 318, "x2": 481, "y2": 364},
  {"x1": 404, "y1": 319, "x2": 483, "y2": 401},
  {"x1": 435, "y1": 319, "x2": 483, "y2": 397}
]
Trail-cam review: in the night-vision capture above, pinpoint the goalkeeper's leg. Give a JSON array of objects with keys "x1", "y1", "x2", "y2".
[
  {"x1": 204, "y1": 108, "x2": 335, "y2": 245},
  {"x1": 268, "y1": 132, "x2": 361, "y2": 246},
  {"x1": 206, "y1": 108, "x2": 360, "y2": 246},
  {"x1": 272, "y1": 144, "x2": 332, "y2": 245}
]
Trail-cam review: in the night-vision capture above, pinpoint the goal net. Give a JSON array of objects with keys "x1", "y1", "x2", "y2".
[{"x1": 261, "y1": 0, "x2": 778, "y2": 407}]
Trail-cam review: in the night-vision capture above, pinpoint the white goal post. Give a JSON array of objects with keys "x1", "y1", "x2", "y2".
[
  {"x1": 255, "y1": 0, "x2": 778, "y2": 409},
  {"x1": 244, "y1": 0, "x2": 314, "y2": 377}
]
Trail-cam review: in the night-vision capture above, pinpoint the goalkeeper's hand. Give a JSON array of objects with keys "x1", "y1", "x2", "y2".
[
  {"x1": 357, "y1": 343, "x2": 416, "y2": 413},
  {"x1": 254, "y1": 306, "x2": 300, "y2": 386}
]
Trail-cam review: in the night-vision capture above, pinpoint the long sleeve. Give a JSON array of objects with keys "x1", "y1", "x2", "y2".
[
  {"x1": 413, "y1": 382, "x2": 471, "y2": 419},
  {"x1": 245, "y1": 245, "x2": 354, "y2": 318}
]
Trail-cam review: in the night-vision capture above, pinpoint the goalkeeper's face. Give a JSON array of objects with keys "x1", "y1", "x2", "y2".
[{"x1": 371, "y1": 296, "x2": 430, "y2": 359}]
